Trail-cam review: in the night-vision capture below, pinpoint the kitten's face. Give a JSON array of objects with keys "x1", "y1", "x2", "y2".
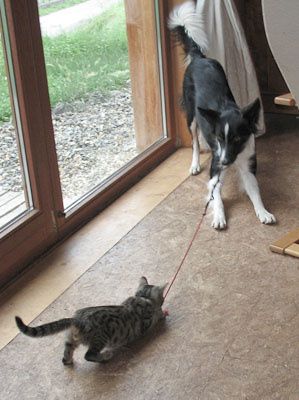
[{"x1": 135, "y1": 277, "x2": 167, "y2": 307}]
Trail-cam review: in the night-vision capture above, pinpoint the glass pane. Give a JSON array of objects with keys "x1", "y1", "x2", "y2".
[
  {"x1": 0, "y1": 6, "x2": 33, "y2": 231},
  {"x1": 38, "y1": 0, "x2": 166, "y2": 210}
]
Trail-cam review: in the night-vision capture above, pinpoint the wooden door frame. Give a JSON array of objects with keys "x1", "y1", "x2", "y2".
[
  {"x1": 0, "y1": 0, "x2": 178, "y2": 289},
  {"x1": 0, "y1": 0, "x2": 58, "y2": 286}
]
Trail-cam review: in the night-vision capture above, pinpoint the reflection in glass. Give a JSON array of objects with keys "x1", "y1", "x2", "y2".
[{"x1": 38, "y1": 0, "x2": 166, "y2": 209}]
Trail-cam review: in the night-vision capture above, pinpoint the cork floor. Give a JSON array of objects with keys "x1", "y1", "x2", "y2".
[
  {"x1": 0, "y1": 116, "x2": 298, "y2": 399},
  {"x1": 0, "y1": 148, "x2": 205, "y2": 350}
]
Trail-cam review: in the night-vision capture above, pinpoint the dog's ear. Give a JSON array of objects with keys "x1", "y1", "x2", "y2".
[
  {"x1": 198, "y1": 107, "x2": 220, "y2": 125},
  {"x1": 242, "y1": 98, "x2": 261, "y2": 131}
]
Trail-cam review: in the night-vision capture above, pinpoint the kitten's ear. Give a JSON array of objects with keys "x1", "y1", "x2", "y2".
[
  {"x1": 159, "y1": 283, "x2": 168, "y2": 297},
  {"x1": 152, "y1": 285, "x2": 166, "y2": 300},
  {"x1": 139, "y1": 276, "x2": 148, "y2": 287},
  {"x1": 242, "y1": 98, "x2": 261, "y2": 131},
  {"x1": 198, "y1": 107, "x2": 220, "y2": 125}
]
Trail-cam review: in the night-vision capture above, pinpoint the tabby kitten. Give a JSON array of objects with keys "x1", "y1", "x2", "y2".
[{"x1": 15, "y1": 277, "x2": 167, "y2": 365}]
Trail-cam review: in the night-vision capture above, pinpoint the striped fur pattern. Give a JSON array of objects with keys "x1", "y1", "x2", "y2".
[
  {"x1": 15, "y1": 317, "x2": 72, "y2": 337},
  {"x1": 15, "y1": 277, "x2": 167, "y2": 365}
]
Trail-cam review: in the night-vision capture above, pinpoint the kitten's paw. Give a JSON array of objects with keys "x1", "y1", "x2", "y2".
[
  {"x1": 211, "y1": 213, "x2": 227, "y2": 230},
  {"x1": 62, "y1": 358, "x2": 73, "y2": 366},
  {"x1": 98, "y1": 350, "x2": 114, "y2": 363},
  {"x1": 189, "y1": 164, "x2": 201, "y2": 175},
  {"x1": 257, "y1": 209, "x2": 276, "y2": 224},
  {"x1": 98, "y1": 358, "x2": 109, "y2": 364}
]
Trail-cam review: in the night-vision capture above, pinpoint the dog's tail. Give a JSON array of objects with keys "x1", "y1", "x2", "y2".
[
  {"x1": 168, "y1": 1, "x2": 208, "y2": 59},
  {"x1": 15, "y1": 316, "x2": 73, "y2": 338}
]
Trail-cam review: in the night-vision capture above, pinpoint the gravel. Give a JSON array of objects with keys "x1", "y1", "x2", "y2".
[
  {"x1": 0, "y1": 85, "x2": 138, "y2": 206},
  {"x1": 0, "y1": 124, "x2": 23, "y2": 192}
]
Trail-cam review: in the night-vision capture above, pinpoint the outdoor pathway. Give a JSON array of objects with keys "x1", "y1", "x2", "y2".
[{"x1": 40, "y1": 0, "x2": 121, "y2": 37}]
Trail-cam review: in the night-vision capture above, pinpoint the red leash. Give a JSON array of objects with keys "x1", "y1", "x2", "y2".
[{"x1": 163, "y1": 175, "x2": 220, "y2": 299}]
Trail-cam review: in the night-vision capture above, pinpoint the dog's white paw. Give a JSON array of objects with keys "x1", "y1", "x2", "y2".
[
  {"x1": 189, "y1": 164, "x2": 201, "y2": 175},
  {"x1": 257, "y1": 209, "x2": 276, "y2": 224},
  {"x1": 211, "y1": 212, "x2": 227, "y2": 230}
]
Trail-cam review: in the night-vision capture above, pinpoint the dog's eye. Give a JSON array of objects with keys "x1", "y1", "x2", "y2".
[{"x1": 234, "y1": 137, "x2": 241, "y2": 143}]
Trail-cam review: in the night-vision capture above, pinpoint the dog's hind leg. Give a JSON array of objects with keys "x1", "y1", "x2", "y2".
[
  {"x1": 198, "y1": 127, "x2": 210, "y2": 153},
  {"x1": 182, "y1": 77, "x2": 201, "y2": 175},
  {"x1": 236, "y1": 137, "x2": 276, "y2": 224},
  {"x1": 189, "y1": 118, "x2": 201, "y2": 175}
]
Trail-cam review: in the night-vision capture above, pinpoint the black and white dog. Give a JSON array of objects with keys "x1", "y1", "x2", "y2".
[{"x1": 169, "y1": 1, "x2": 276, "y2": 229}]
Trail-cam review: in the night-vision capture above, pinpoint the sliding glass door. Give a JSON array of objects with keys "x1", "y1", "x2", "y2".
[
  {"x1": 0, "y1": 0, "x2": 175, "y2": 288},
  {"x1": 38, "y1": 0, "x2": 167, "y2": 211}
]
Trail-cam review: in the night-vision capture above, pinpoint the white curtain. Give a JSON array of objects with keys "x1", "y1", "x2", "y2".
[{"x1": 196, "y1": 0, "x2": 265, "y2": 135}]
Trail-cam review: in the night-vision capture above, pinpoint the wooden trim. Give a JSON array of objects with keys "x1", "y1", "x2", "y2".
[
  {"x1": 158, "y1": 0, "x2": 180, "y2": 148},
  {"x1": 2, "y1": 0, "x2": 56, "y2": 217},
  {"x1": 0, "y1": 0, "x2": 57, "y2": 288},
  {"x1": 285, "y1": 243, "x2": 299, "y2": 258},
  {"x1": 0, "y1": 209, "x2": 40, "y2": 242},
  {"x1": 124, "y1": 0, "x2": 164, "y2": 151},
  {"x1": 270, "y1": 228, "x2": 299, "y2": 255},
  {"x1": 26, "y1": 0, "x2": 65, "y2": 217},
  {"x1": 163, "y1": 0, "x2": 191, "y2": 147},
  {"x1": 0, "y1": 219, "x2": 51, "y2": 285},
  {"x1": 274, "y1": 93, "x2": 296, "y2": 107},
  {"x1": 262, "y1": 93, "x2": 299, "y2": 115}
]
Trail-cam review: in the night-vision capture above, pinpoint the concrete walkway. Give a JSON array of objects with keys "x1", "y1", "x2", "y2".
[{"x1": 40, "y1": 0, "x2": 121, "y2": 37}]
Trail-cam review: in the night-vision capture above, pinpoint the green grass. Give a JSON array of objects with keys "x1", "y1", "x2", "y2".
[
  {"x1": 0, "y1": 37, "x2": 11, "y2": 123},
  {"x1": 39, "y1": 0, "x2": 86, "y2": 17},
  {"x1": 0, "y1": 2, "x2": 129, "y2": 123}
]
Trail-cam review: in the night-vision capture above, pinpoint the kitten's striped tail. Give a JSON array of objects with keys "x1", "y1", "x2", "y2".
[{"x1": 15, "y1": 316, "x2": 73, "y2": 337}]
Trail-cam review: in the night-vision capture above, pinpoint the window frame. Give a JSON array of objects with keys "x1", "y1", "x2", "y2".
[{"x1": 0, "y1": 0, "x2": 177, "y2": 288}]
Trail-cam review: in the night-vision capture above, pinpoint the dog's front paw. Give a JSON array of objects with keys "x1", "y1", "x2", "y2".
[
  {"x1": 257, "y1": 209, "x2": 276, "y2": 225},
  {"x1": 189, "y1": 163, "x2": 201, "y2": 175},
  {"x1": 211, "y1": 213, "x2": 227, "y2": 230}
]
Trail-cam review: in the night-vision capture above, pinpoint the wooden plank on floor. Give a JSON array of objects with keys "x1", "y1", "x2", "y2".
[
  {"x1": 270, "y1": 228, "x2": 299, "y2": 255},
  {"x1": 285, "y1": 243, "x2": 299, "y2": 258},
  {"x1": 0, "y1": 191, "x2": 27, "y2": 228}
]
